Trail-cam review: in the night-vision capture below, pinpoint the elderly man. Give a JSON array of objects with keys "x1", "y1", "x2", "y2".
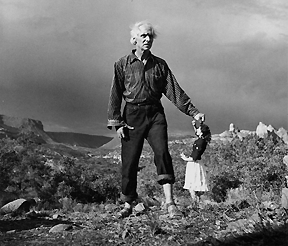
[{"x1": 107, "y1": 21, "x2": 205, "y2": 218}]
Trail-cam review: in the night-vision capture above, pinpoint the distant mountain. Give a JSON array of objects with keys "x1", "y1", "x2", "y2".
[
  {"x1": 99, "y1": 136, "x2": 121, "y2": 149},
  {"x1": 47, "y1": 132, "x2": 112, "y2": 149},
  {"x1": 0, "y1": 114, "x2": 112, "y2": 149}
]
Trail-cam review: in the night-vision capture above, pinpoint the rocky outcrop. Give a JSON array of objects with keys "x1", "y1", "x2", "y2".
[
  {"x1": 277, "y1": 127, "x2": 288, "y2": 145},
  {"x1": 0, "y1": 114, "x2": 53, "y2": 143},
  {"x1": 256, "y1": 122, "x2": 273, "y2": 138},
  {"x1": 213, "y1": 122, "x2": 287, "y2": 144},
  {"x1": 0, "y1": 114, "x2": 113, "y2": 148},
  {"x1": 255, "y1": 122, "x2": 285, "y2": 144}
]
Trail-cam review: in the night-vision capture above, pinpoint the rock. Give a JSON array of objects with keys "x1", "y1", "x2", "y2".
[
  {"x1": 256, "y1": 122, "x2": 268, "y2": 138},
  {"x1": 229, "y1": 123, "x2": 240, "y2": 134},
  {"x1": 281, "y1": 188, "x2": 288, "y2": 209},
  {"x1": 134, "y1": 202, "x2": 146, "y2": 213},
  {"x1": 122, "y1": 228, "x2": 131, "y2": 239},
  {"x1": 277, "y1": 127, "x2": 288, "y2": 144},
  {"x1": 0, "y1": 198, "x2": 36, "y2": 214},
  {"x1": 49, "y1": 224, "x2": 73, "y2": 233},
  {"x1": 267, "y1": 124, "x2": 275, "y2": 132},
  {"x1": 255, "y1": 122, "x2": 282, "y2": 143},
  {"x1": 283, "y1": 155, "x2": 288, "y2": 167},
  {"x1": 6, "y1": 230, "x2": 16, "y2": 234},
  {"x1": 52, "y1": 214, "x2": 60, "y2": 219},
  {"x1": 229, "y1": 123, "x2": 236, "y2": 132}
]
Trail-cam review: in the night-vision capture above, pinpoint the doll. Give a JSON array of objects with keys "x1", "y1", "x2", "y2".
[{"x1": 180, "y1": 120, "x2": 211, "y2": 202}]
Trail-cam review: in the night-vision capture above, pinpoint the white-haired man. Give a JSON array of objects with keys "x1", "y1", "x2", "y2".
[{"x1": 107, "y1": 21, "x2": 205, "y2": 218}]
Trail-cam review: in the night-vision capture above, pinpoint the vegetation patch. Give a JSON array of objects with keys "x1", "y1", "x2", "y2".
[{"x1": 0, "y1": 132, "x2": 288, "y2": 245}]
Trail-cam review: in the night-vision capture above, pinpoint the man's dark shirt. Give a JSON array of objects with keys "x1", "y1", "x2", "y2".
[{"x1": 107, "y1": 50, "x2": 199, "y2": 128}]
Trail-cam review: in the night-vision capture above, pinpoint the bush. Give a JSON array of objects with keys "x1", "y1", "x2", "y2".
[
  {"x1": 204, "y1": 134, "x2": 287, "y2": 202},
  {"x1": 0, "y1": 134, "x2": 121, "y2": 207},
  {"x1": 1, "y1": 130, "x2": 286, "y2": 208},
  {"x1": 170, "y1": 133, "x2": 288, "y2": 203}
]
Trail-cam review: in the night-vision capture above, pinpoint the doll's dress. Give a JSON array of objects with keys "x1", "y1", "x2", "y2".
[{"x1": 183, "y1": 159, "x2": 208, "y2": 191}]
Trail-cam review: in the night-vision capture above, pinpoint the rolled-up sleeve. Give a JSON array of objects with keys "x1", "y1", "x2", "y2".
[
  {"x1": 107, "y1": 62, "x2": 125, "y2": 129},
  {"x1": 163, "y1": 67, "x2": 200, "y2": 118}
]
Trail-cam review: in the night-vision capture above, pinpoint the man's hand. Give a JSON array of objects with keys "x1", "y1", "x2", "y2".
[
  {"x1": 116, "y1": 124, "x2": 134, "y2": 139},
  {"x1": 194, "y1": 113, "x2": 205, "y2": 123}
]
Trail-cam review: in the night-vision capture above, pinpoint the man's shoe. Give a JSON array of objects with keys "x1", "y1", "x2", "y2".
[{"x1": 117, "y1": 207, "x2": 132, "y2": 219}]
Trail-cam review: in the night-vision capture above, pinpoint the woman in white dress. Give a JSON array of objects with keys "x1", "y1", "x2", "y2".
[{"x1": 180, "y1": 120, "x2": 211, "y2": 202}]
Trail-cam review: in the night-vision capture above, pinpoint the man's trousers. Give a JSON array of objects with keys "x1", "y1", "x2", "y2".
[{"x1": 120, "y1": 103, "x2": 175, "y2": 203}]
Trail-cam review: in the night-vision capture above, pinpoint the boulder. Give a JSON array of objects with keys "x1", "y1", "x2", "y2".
[
  {"x1": 229, "y1": 123, "x2": 239, "y2": 133},
  {"x1": 256, "y1": 122, "x2": 268, "y2": 138},
  {"x1": 283, "y1": 155, "x2": 288, "y2": 167},
  {"x1": 277, "y1": 127, "x2": 288, "y2": 144},
  {"x1": 255, "y1": 122, "x2": 282, "y2": 143},
  {"x1": 49, "y1": 224, "x2": 73, "y2": 233},
  {"x1": 0, "y1": 198, "x2": 36, "y2": 214},
  {"x1": 281, "y1": 188, "x2": 288, "y2": 209},
  {"x1": 134, "y1": 203, "x2": 146, "y2": 213}
]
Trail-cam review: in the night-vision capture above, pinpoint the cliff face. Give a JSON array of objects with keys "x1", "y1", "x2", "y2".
[
  {"x1": 0, "y1": 115, "x2": 44, "y2": 130},
  {"x1": 0, "y1": 115, "x2": 51, "y2": 142}
]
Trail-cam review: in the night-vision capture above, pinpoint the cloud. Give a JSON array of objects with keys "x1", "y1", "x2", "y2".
[{"x1": 0, "y1": 0, "x2": 287, "y2": 135}]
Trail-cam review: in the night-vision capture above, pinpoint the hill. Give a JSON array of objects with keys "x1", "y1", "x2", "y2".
[
  {"x1": 0, "y1": 114, "x2": 112, "y2": 149},
  {"x1": 47, "y1": 132, "x2": 112, "y2": 149}
]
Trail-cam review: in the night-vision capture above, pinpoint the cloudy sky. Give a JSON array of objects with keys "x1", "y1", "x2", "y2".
[{"x1": 0, "y1": 0, "x2": 287, "y2": 137}]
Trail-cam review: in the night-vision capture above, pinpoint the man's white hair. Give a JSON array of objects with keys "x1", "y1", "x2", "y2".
[{"x1": 129, "y1": 21, "x2": 157, "y2": 45}]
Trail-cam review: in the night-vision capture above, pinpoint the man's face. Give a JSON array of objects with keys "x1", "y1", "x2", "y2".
[{"x1": 134, "y1": 25, "x2": 154, "y2": 51}]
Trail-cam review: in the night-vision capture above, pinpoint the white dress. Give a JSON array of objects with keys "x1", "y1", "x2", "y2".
[{"x1": 183, "y1": 160, "x2": 208, "y2": 191}]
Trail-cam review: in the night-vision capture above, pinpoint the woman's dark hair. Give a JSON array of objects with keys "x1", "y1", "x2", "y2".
[{"x1": 200, "y1": 124, "x2": 211, "y2": 142}]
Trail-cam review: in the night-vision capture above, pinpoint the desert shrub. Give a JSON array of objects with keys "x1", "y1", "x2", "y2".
[
  {"x1": 91, "y1": 173, "x2": 121, "y2": 203},
  {"x1": 171, "y1": 133, "x2": 287, "y2": 203},
  {"x1": 0, "y1": 134, "x2": 122, "y2": 206},
  {"x1": 1, "y1": 130, "x2": 286, "y2": 208},
  {"x1": 0, "y1": 141, "x2": 19, "y2": 191},
  {"x1": 205, "y1": 134, "x2": 287, "y2": 202},
  {"x1": 210, "y1": 171, "x2": 242, "y2": 202}
]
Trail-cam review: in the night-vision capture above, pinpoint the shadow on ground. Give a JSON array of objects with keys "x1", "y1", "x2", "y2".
[
  {"x1": 0, "y1": 218, "x2": 70, "y2": 232},
  {"x1": 190, "y1": 224, "x2": 288, "y2": 246}
]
